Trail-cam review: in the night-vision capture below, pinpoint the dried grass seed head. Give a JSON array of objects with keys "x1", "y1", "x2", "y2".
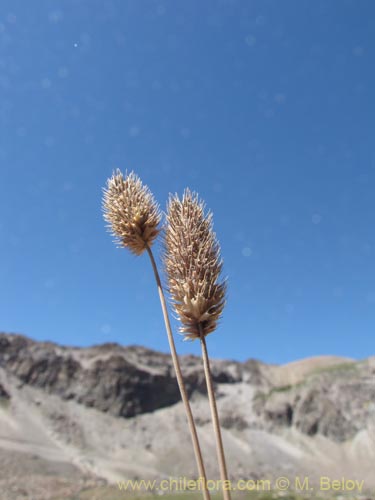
[
  {"x1": 103, "y1": 169, "x2": 161, "y2": 255},
  {"x1": 164, "y1": 188, "x2": 226, "y2": 340}
]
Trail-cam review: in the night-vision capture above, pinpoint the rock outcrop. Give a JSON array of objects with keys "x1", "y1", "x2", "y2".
[
  {"x1": 254, "y1": 360, "x2": 375, "y2": 442},
  {"x1": 0, "y1": 332, "x2": 373, "y2": 443},
  {"x1": 0, "y1": 333, "x2": 248, "y2": 418},
  {"x1": 0, "y1": 383, "x2": 10, "y2": 400}
]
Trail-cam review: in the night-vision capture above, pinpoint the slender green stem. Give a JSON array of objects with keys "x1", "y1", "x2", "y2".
[
  {"x1": 199, "y1": 325, "x2": 231, "y2": 500},
  {"x1": 146, "y1": 245, "x2": 211, "y2": 500}
]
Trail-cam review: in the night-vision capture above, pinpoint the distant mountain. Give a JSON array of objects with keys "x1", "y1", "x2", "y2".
[{"x1": 0, "y1": 332, "x2": 374, "y2": 499}]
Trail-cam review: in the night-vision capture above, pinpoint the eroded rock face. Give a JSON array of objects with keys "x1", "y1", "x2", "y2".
[
  {"x1": 0, "y1": 333, "x2": 251, "y2": 418},
  {"x1": 0, "y1": 383, "x2": 10, "y2": 400},
  {"x1": 263, "y1": 394, "x2": 293, "y2": 427},
  {"x1": 0, "y1": 332, "x2": 374, "y2": 444},
  {"x1": 0, "y1": 335, "x2": 184, "y2": 417},
  {"x1": 293, "y1": 388, "x2": 351, "y2": 438},
  {"x1": 255, "y1": 362, "x2": 375, "y2": 442},
  {"x1": 73, "y1": 356, "x2": 181, "y2": 418}
]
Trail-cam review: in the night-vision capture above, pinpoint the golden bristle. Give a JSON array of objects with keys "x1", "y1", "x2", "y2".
[
  {"x1": 102, "y1": 170, "x2": 161, "y2": 255},
  {"x1": 164, "y1": 189, "x2": 226, "y2": 340}
]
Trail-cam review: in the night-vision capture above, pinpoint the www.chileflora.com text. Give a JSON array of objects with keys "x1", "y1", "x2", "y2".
[{"x1": 117, "y1": 476, "x2": 366, "y2": 493}]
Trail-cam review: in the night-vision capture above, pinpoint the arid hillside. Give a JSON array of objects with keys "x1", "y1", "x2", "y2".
[{"x1": 0, "y1": 332, "x2": 374, "y2": 499}]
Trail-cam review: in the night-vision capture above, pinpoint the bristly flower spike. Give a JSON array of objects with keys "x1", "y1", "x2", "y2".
[
  {"x1": 102, "y1": 169, "x2": 161, "y2": 255},
  {"x1": 164, "y1": 188, "x2": 227, "y2": 340}
]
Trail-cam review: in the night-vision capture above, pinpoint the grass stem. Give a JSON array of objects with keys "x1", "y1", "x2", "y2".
[
  {"x1": 199, "y1": 326, "x2": 231, "y2": 500},
  {"x1": 146, "y1": 245, "x2": 211, "y2": 500}
]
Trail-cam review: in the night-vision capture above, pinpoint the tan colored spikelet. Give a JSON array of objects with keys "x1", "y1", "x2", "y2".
[
  {"x1": 164, "y1": 189, "x2": 226, "y2": 340},
  {"x1": 102, "y1": 169, "x2": 161, "y2": 255}
]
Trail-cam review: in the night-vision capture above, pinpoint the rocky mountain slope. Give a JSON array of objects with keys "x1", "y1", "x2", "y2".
[{"x1": 0, "y1": 332, "x2": 374, "y2": 499}]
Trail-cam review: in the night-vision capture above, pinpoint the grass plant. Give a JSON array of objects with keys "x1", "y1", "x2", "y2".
[
  {"x1": 164, "y1": 190, "x2": 231, "y2": 500},
  {"x1": 103, "y1": 171, "x2": 210, "y2": 500}
]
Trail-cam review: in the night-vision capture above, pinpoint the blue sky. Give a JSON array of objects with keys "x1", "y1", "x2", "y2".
[{"x1": 0, "y1": 1, "x2": 374, "y2": 364}]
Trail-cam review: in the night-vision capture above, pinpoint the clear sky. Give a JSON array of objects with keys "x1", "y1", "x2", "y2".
[{"x1": 0, "y1": 1, "x2": 374, "y2": 364}]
